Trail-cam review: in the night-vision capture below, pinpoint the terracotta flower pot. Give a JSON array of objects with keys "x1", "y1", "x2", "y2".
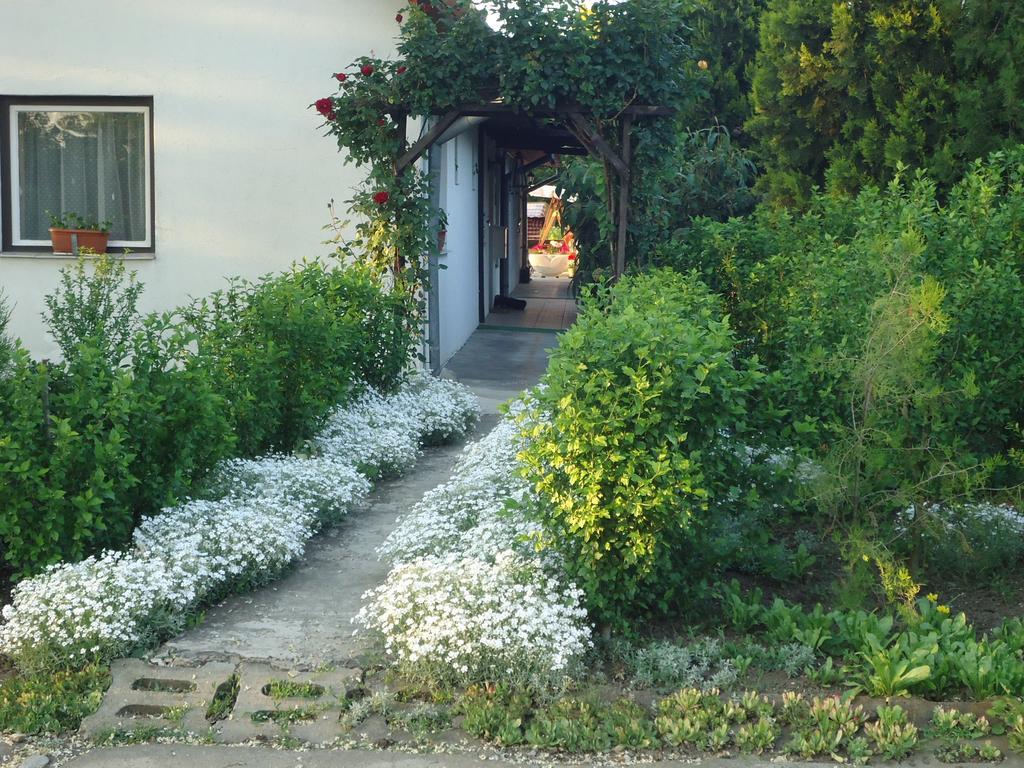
[{"x1": 49, "y1": 228, "x2": 110, "y2": 255}]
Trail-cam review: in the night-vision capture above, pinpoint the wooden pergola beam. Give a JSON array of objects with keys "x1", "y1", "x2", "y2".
[
  {"x1": 385, "y1": 101, "x2": 675, "y2": 119},
  {"x1": 395, "y1": 109, "x2": 461, "y2": 174},
  {"x1": 528, "y1": 173, "x2": 560, "y2": 193},
  {"x1": 565, "y1": 112, "x2": 629, "y2": 180}
]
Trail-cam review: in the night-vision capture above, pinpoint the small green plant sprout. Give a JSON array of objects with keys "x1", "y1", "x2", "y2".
[
  {"x1": 718, "y1": 581, "x2": 764, "y2": 632},
  {"x1": 806, "y1": 656, "x2": 844, "y2": 686},
  {"x1": 784, "y1": 729, "x2": 838, "y2": 760},
  {"x1": 656, "y1": 710, "x2": 706, "y2": 748},
  {"x1": 47, "y1": 210, "x2": 113, "y2": 232},
  {"x1": 1010, "y1": 716, "x2": 1024, "y2": 755},
  {"x1": 732, "y1": 654, "x2": 754, "y2": 677},
  {"x1": 780, "y1": 691, "x2": 810, "y2": 726},
  {"x1": 205, "y1": 674, "x2": 239, "y2": 724},
  {"x1": 979, "y1": 742, "x2": 1003, "y2": 761},
  {"x1": 263, "y1": 680, "x2": 326, "y2": 700},
  {"x1": 603, "y1": 700, "x2": 658, "y2": 749},
  {"x1": 930, "y1": 706, "x2": 991, "y2": 740},
  {"x1": 740, "y1": 690, "x2": 775, "y2": 720},
  {"x1": 784, "y1": 695, "x2": 867, "y2": 760},
  {"x1": 656, "y1": 687, "x2": 730, "y2": 749},
  {"x1": 386, "y1": 702, "x2": 452, "y2": 736},
  {"x1": 846, "y1": 736, "x2": 874, "y2": 765},
  {"x1": 251, "y1": 706, "x2": 320, "y2": 725},
  {"x1": 723, "y1": 699, "x2": 747, "y2": 723},
  {"x1": 787, "y1": 542, "x2": 817, "y2": 579},
  {"x1": 865, "y1": 705, "x2": 919, "y2": 760},
  {"x1": 810, "y1": 695, "x2": 867, "y2": 740},
  {"x1": 735, "y1": 717, "x2": 780, "y2": 754},
  {"x1": 460, "y1": 686, "x2": 528, "y2": 747},
  {"x1": 854, "y1": 635, "x2": 931, "y2": 697},
  {"x1": 936, "y1": 740, "x2": 1004, "y2": 764},
  {"x1": 706, "y1": 720, "x2": 731, "y2": 752},
  {"x1": 164, "y1": 704, "x2": 189, "y2": 726}
]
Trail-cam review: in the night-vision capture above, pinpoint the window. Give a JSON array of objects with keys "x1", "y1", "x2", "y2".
[{"x1": 1, "y1": 96, "x2": 154, "y2": 252}]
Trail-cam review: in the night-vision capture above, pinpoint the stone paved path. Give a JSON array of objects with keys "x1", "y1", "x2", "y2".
[
  {"x1": 155, "y1": 414, "x2": 500, "y2": 670},
  {"x1": 61, "y1": 744, "x2": 829, "y2": 768}
]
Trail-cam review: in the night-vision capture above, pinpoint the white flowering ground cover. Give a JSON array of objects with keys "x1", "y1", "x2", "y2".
[
  {"x1": 356, "y1": 406, "x2": 593, "y2": 689},
  {"x1": 0, "y1": 372, "x2": 478, "y2": 671}
]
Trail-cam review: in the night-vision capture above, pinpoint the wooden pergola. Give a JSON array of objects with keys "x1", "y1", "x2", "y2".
[{"x1": 387, "y1": 101, "x2": 674, "y2": 278}]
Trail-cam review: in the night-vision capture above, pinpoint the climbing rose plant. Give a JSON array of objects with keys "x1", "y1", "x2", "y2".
[{"x1": 313, "y1": 0, "x2": 701, "y2": 286}]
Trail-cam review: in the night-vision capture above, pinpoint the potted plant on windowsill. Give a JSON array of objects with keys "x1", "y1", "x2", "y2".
[{"x1": 47, "y1": 212, "x2": 112, "y2": 255}]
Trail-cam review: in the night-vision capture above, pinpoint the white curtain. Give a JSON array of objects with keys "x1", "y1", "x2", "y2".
[{"x1": 17, "y1": 109, "x2": 146, "y2": 242}]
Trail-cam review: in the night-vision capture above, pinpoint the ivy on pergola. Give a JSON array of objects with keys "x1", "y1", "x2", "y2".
[
  {"x1": 316, "y1": 0, "x2": 695, "y2": 284},
  {"x1": 390, "y1": 101, "x2": 674, "y2": 278}
]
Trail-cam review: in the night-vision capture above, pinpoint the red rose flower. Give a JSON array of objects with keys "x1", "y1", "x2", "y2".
[
  {"x1": 334, "y1": 72, "x2": 347, "y2": 82},
  {"x1": 377, "y1": 118, "x2": 387, "y2": 126},
  {"x1": 396, "y1": 13, "x2": 403, "y2": 22},
  {"x1": 314, "y1": 98, "x2": 334, "y2": 117},
  {"x1": 360, "y1": 63, "x2": 375, "y2": 76},
  {"x1": 373, "y1": 191, "x2": 390, "y2": 205},
  {"x1": 397, "y1": 65, "x2": 407, "y2": 75}
]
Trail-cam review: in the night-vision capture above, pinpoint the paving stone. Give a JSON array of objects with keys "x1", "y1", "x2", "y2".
[
  {"x1": 20, "y1": 756, "x2": 50, "y2": 768},
  {"x1": 216, "y1": 662, "x2": 361, "y2": 744},
  {"x1": 80, "y1": 659, "x2": 237, "y2": 738}
]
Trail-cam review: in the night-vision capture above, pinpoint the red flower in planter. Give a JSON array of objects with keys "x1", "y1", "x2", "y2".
[
  {"x1": 373, "y1": 191, "x2": 391, "y2": 205},
  {"x1": 377, "y1": 118, "x2": 387, "y2": 126},
  {"x1": 397, "y1": 65, "x2": 407, "y2": 75},
  {"x1": 361, "y1": 63, "x2": 375, "y2": 76},
  {"x1": 334, "y1": 72, "x2": 347, "y2": 82},
  {"x1": 314, "y1": 98, "x2": 335, "y2": 118}
]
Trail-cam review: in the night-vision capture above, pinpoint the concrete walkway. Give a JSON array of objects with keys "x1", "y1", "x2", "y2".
[
  {"x1": 62, "y1": 744, "x2": 834, "y2": 767},
  {"x1": 69, "y1": 326, "x2": 567, "y2": 765},
  {"x1": 155, "y1": 416, "x2": 498, "y2": 669}
]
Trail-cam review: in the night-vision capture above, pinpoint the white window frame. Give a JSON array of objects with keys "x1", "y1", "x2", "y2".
[{"x1": 7, "y1": 103, "x2": 153, "y2": 249}]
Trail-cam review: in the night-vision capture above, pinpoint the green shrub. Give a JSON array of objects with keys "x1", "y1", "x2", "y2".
[
  {"x1": 43, "y1": 254, "x2": 144, "y2": 364},
  {"x1": 0, "y1": 256, "x2": 414, "y2": 576},
  {"x1": 186, "y1": 261, "x2": 416, "y2": 455},
  {"x1": 659, "y1": 148, "x2": 1024, "y2": 470},
  {"x1": 719, "y1": 584, "x2": 1024, "y2": 700},
  {"x1": 0, "y1": 345, "x2": 138, "y2": 573},
  {"x1": 747, "y1": 0, "x2": 1024, "y2": 205},
  {"x1": 518, "y1": 270, "x2": 763, "y2": 628},
  {"x1": 0, "y1": 258, "x2": 235, "y2": 576}
]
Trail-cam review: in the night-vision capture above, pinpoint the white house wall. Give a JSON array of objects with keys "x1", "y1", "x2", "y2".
[
  {"x1": 0, "y1": 0, "x2": 397, "y2": 356},
  {"x1": 436, "y1": 131, "x2": 479, "y2": 366}
]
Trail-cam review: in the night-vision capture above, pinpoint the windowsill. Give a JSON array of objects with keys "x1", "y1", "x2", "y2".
[{"x1": 0, "y1": 251, "x2": 156, "y2": 261}]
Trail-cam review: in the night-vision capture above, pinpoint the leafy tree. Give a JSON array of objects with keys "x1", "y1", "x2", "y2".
[
  {"x1": 684, "y1": 0, "x2": 768, "y2": 139},
  {"x1": 747, "y1": 0, "x2": 1024, "y2": 205}
]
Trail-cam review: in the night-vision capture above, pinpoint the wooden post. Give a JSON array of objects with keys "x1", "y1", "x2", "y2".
[
  {"x1": 393, "y1": 113, "x2": 409, "y2": 275},
  {"x1": 615, "y1": 115, "x2": 633, "y2": 279}
]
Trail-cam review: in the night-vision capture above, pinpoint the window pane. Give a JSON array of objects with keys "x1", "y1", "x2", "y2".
[{"x1": 17, "y1": 110, "x2": 147, "y2": 243}]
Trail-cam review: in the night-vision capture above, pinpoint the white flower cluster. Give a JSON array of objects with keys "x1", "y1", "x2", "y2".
[
  {"x1": 204, "y1": 455, "x2": 372, "y2": 526},
  {"x1": 315, "y1": 372, "x2": 479, "y2": 479},
  {"x1": 357, "y1": 409, "x2": 593, "y2": 689},
  {"x1": 356, "y1": 552, "x2": 590, "y2": 688},
  {"x1": 377, "y1": 417, "x2": 537, "y2": 563},
  {"x1": 0, "y1": 373, "x2": 479, "y2": 670},
  {"x1": 899, "y1": 501, "x2": 1024, "y2": 534},
  {"x1": 0, "y1": 552, "x2": 196, "y2": 669}
]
